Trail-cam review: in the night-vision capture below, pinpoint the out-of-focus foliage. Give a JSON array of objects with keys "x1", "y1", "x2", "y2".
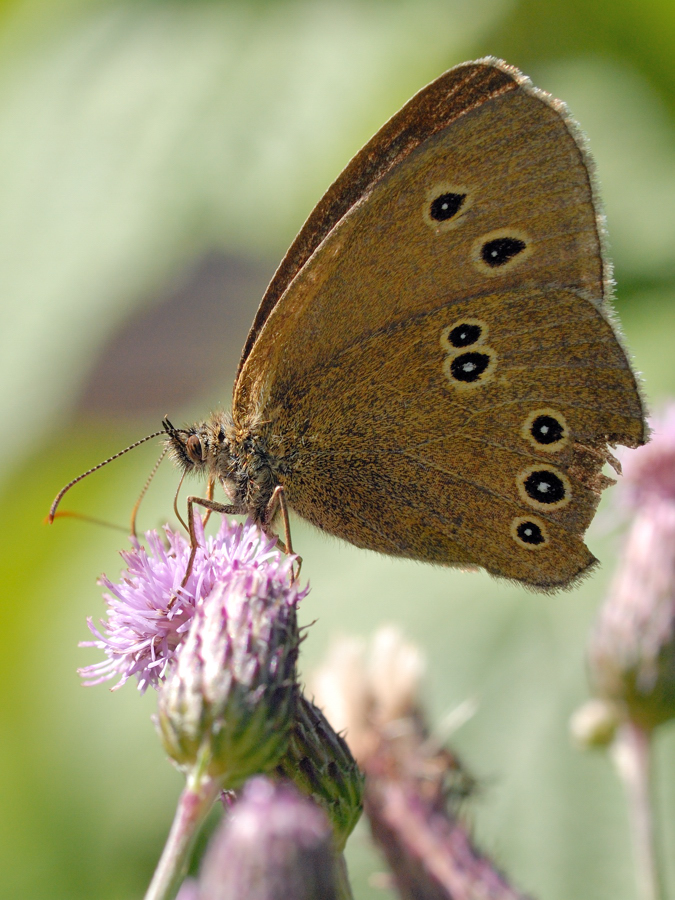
[
  {"x1": 0, "y1": 0, "x2": 505, "y2": 481},
  {"x1": 2, "y1": 1, "x2": 675, "y2": 899},
  {"x1": 540, "y1": 59, "x2": 675, "y2": 279}
]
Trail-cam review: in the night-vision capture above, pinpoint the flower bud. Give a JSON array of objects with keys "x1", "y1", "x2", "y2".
[
  {"x1": 157, "y1": 560, "x2": 301, "y2": 787},
  {"x1": 198, "y1": 778, "x2": 342, "y2": 900},
  {"x1": 312, "y1": 626, "x2": 426, "y2": 766},
  {"x1": 569, "y1": 698, "x2": 620, "y2": 749},
  {"x1": 312, "y1": 629, "x2": 526, "y2": 899},
  {"x1": 275, "y1": 695, "x2": 364, "y2": 851}
]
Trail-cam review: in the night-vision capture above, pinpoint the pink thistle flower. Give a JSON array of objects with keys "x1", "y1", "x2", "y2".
[
  {"x1": 589, "y1": 501, "x2": 675, "y2": 730},
  {"x1": 616, "y1": 404, "x2": 675, "y2": 509},
  {"x1": 79, "y1": 516, "x2": 301, "y2": 693},
  {"x1": 157, "y1": 554, "x2": 303, "y2": 784},
  {"x1": 586, "y1": 400, "x2": 675, "y2": 730}
]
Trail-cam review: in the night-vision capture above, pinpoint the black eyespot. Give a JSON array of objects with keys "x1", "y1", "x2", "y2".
[
  {"x1": 530, "y1": 414, "x2": 564, "y2": 445},
  {"x1": 481, "y1": 237, "x2": 526, "y2": 267},
  {"x1": 450, "y1": 352, "x2": 490, "y2": 383},
  {"x1": 449, "y1": 323, "x2": 482, "y2": 348},
  {"x1": 430, "y1": 192, "x2": 466, "y2": 222},
  {"x1": 516, "y1": 520, "x2": 546, "y2": 545},
  {"x1": 524, "y1": 470, "x2": 566, "y2": 504},
  {"x1": 218, "y1": 427, "x2": 225, "y2": 442}
]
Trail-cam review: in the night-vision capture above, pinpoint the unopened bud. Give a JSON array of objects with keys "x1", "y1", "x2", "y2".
[
  {"x1": 275, "y1": 695, "x2": 364, "y2": 851},
  {"x1": 570, "y1": 698, "x2": 620, "y2": 749},
  {"x1": 199, "y1": 778, "x2": 342, "y2": 900}
]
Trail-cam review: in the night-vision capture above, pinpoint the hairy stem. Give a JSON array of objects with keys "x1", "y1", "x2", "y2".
[{"x1": 144, "y1": 772, "x2": 222, "y2": 900}]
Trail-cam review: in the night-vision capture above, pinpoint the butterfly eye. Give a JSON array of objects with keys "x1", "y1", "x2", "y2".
[
  {"x1": 472, "y1": 230, "x2": 531, "y2": 275},
  {"x1": 186, "y1": 434, "x2": 204, "y2": 464},
  {"x1": 440, "y1": 318, "x2": 487, "y2": 352},
  {"x1": 517, "y1": 521, "x2": 545, "y2": 544},
  {"x1": 424, "y1": 184, "x2": 471, "y2": 231},
  {"x1": 429, "y1": 192, "x2": 465, "y2": 222},
  {"x1": 524, "y1": 470, "x2": 565, "y2": 503}
]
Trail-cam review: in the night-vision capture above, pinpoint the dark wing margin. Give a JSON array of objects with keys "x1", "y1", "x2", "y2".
[{"x1": 234, "y1": 58, "x2": 519, "y2": 385}]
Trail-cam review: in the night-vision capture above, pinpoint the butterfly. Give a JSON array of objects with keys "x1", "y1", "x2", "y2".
[{"x1": 51, "y1": 58, "x2": 647, "y2": 590}]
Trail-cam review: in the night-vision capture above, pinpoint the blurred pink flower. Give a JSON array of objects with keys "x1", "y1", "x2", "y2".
[
  {"x1": 174, "y1": 878, "x2": 199, "y2": 900},
  {"x1": 590, "y1": 502, "x2": 675, "y2": 728},
  {"x1": 198, "y1": 778, "x2": 340, "y2": 900},
  {"x1": 588, "y1": 400, "x2": 675, "y2": 730},
  {"x1": 617, "y1": 404, "x2": 675, "y2": 508}
]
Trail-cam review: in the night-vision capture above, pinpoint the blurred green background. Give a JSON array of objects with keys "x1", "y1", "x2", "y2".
[{"x1": 2, "y1": 0, "x2": 675, "y2": 897}]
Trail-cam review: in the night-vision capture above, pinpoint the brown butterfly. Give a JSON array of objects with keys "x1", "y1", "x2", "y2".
[{"x1": 51, "y1": 58, "x2": 646, "y2": 590}]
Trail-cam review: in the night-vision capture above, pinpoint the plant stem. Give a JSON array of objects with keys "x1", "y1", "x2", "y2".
[
  {"x1": 334, "y1": 852, "x2": 355, "y2": 900},
  {"x1": 611, "y1": 721, "x2": 663, "y2": 900},
  {"x1": 144, "y1": 772, "x2": 222, "y2": 900}
]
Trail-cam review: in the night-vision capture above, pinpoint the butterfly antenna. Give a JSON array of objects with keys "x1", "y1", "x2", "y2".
[
  {"x1": 130, "y1": 445, "x2": 169, "y2": 538},
  {"x1": 48, "y1": 430, "x2": 166, "y2": 524},
  {"x1": 49, "y1": 510, "x2": 130, "y2": 533},
  {"x1": 162, "y1": 415, "x2": 187, "y2": 436}
]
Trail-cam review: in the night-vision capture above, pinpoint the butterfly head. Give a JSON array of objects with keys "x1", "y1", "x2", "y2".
[{"x1": 162, "y1": 414, "x2": 236, "y2": 481}]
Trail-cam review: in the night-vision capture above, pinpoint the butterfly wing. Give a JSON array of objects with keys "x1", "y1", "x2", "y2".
[
  {"x1": 233, "y1": 59, "x2": 646, "y2": 589},
  {"x1": 235, "y1": 59, "x2": 521, "y2": 380}
]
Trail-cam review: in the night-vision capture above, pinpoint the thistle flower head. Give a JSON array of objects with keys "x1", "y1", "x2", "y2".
[
  {"x1": 174, "y1": 880, "x2": 199, "y2": 900},
  {"x1": 616, "y1": 404, "x2": 675, "y2": 509},
  {"x1": 79, "y1": 516, "x2": 297, "y2": 693},
  {"x1": 589, "y1": 502, "x2": 675, "y2": 729},
  {"x1": 156, "y1": 527, "x2": 304, "y2": 784},
  {"x1": 583, "y1": 402, "x2": 675, "y2": 731}
]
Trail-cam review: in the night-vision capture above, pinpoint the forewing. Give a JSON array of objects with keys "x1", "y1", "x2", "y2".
[{"x1": 235, "y1": 58, "x2": 520, "y2": 381}]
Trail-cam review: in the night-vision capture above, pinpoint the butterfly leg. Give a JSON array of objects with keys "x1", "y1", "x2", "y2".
[
  {"x1": 181, "y1": 495, "x2": 245, "y2": 589},
  {"x1": 201, "y1": 477, "x2": 216, "y2": 528},
  {"x1": 264, "y1": 485, "x2": 302, "y2": 580}
]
